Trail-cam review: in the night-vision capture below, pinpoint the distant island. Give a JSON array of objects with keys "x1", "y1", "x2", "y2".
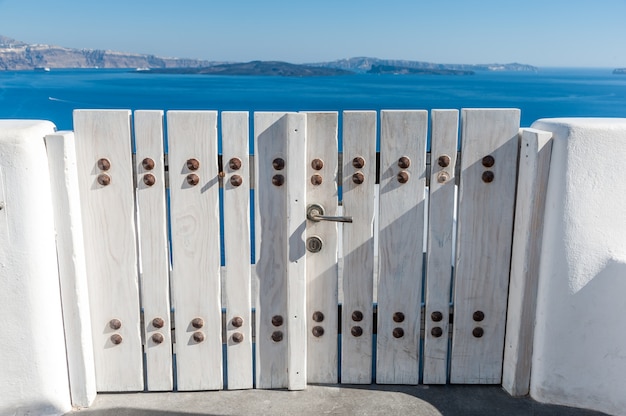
[
  {"x1": 614, "y1": 68, "x2": 626, "y2": 75},
  {"x1": 0, "y1": 34, "x2": 539, "y2": 76}
]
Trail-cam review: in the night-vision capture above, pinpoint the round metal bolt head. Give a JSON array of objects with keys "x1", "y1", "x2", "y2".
[
  {"x1": 311, "y1": 158, "x2": 324, "y2": 170},
  {"x1": 271, "y1": 315, "x2": 284, "y2": 327},
  {"x1": 352, "y1": 172, "x2": 364, "y2": 185},
  {"x1": 312, "y1": 311, "x2": 325, "y2": 323},
  {"x1": 229, "y1": 157, "x2": 242, "y2": 171},
  {"x1": 392, "y1": 328, "x2": 405, "y2": 339},
  {"x1": 312, "y1": 326, "x2": 325, "y2": 337},
  {"x1": 232, "y1": 316, "x2": 244, "y2": 328},
  {"x1": 473, "y1": 311, "x2": 485, "y2": 322},
  {"x1": 193, "y1": 331, "x2": 205, "y2": 343},
  {"x1": 109, "y1": 319, "x2": 122, "y2": 330},
  {"x1": 352, "y1": 310, "x2": 364, "y2": 322},
  {"x1": 397, "y1": 171, "x2": 409, "y2": 184},
  {"x1": 351, "y1": 326, "x2": 363, "y2": 337},
  {"x1": 482, "y1": 171, "x2": 495, "y2": 183},
  {"x1": 272, "y1": 158, "x2": 285, "y2": 171},
  {"x1": 232, "y1": 332, "x2": 244, "y2": 343},
  {"x1": 230, "y1": 175, "x2": 243, "y2": 187},
  {"x1": 191, "y1": 317, "x2": 204, "y2": 329},
  {"x1": 431, "y1": 311, "x2": 443, "y2": 322},
  {"x1": 186, "y1": 158, "x2": 200, "y2": 171},
  {"x1": 473, "y1": 327, "x2": 484, "y2": 338},
  {"x1": 97, "y1": 173, "x2": 111, "y2": 186},
  {"x1": 352, "y1": 156, "x2": 365, "y2": 169},
  {"x1": 110, "y1": 334, "x2": 123, "y2": 345},
  {"x1": 438, "y1": 155, "x2": 451, "y2": 168},
  {"x1": 151, "y1": 333, "x2": 164, "y2": 344},
  {"x1": 431, "y1": 327, "x2": 443, "y2": 338},
  {"x1": 482, "y1": 155, "x2": 495, "y2": 168},
  {"x1": 272, "y1": 174, "x2": 285, "y2": 186},
  {"x1": 311, "y1": 174, "x2": 323, "y2": 186},
  {"x1": 271, "y1": 331, "x2": 284, "y2": 342},
  {"x1": 186, "y1": 173, "x2": 200, "y2": 186},
  {"x1": 307, "y1": 236, "x2": 323, "y2": 253},
  {"x1": 152, "y1": 317, "x2": 165, "y2": 329},
  {"x1": 97, "y1": 158, "x2": 111, "y2": 171},
  {"x1": 142, "y1": 158, "x2": 155, "y2": 171},
  {"x1": 393, "y1": 312, "x2": 405, "y2": 323},
  {"x1": 143, "y1": 173, "x2": 156, "y2": 187},
  {"x1": 437, "y1": 171, "x2": 450, "y2": 184},
  {"x1": 398, "y1": 156, "x2": 411, "y2": 169}
]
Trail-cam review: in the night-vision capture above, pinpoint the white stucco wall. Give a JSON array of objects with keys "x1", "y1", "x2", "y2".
[
  {"x1": 530, "y1": 118, "x2": 626, "y2": 416},
  {"x1": 0, "y1": 121, "x2": 72, "y2": 415}
]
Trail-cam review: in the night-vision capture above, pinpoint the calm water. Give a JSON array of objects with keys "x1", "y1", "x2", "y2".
[{"x1": 1, "y1": 67, "x2": 625, "y2": 134}]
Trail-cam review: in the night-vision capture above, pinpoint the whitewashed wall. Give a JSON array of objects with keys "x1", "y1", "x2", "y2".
[{"x1": 530, "y1": 118, "x2": 626, "y2": 416}]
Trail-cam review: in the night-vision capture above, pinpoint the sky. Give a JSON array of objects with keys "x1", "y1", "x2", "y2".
[{"x1": 0, "y1": 0, "x2": 625, "y2": 67}]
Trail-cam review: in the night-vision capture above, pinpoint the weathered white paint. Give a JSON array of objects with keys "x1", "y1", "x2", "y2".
[
  {"x1": 502, "y1": 128, "x2": 552, "y2": 397},
  {"x1": 0, "y1": 120, "x2": 72, "y2": 415},
  {"x1": 45, "y1": 131, "x2": 97, "y2": 408},
  {"x1": 530, "y1": 118, "x2": 626, "y2": 416}
]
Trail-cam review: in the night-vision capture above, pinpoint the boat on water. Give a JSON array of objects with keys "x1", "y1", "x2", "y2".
[{"x1": 34, "y1": 67, "x2": 50, "y2": 72}]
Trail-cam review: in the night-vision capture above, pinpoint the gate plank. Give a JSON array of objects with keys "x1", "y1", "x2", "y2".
[
  {"x1": 73, "y1": 110, "x2": 143, "y2": 391},
  {"x1": 167, "y1": 111, "x2": 222, "y2": 390},
  {"x1": 341, "y1": 111, "x2": 376, "y2": 384},
  {"x1": 305, "y1": 112, "x2": 339, "y2": 384},
  {"x1": 254, "y1": 112, "x2": 307, "y2": 390},
  {"x1": 423, "y1": 110, "x2": 459, "y2": 384},
  {"x1": 134, "y1": 111, "x2": 173, "y2": 391},
  {"x1": 376, "y1": 110, "x2": 427, "y2": 384},
  {"x1": 450, "y1": 109, "x2": 520, "y2": 384},
  {"x1": 222, "y1": 112, "x2": 253, "y2": 390}
]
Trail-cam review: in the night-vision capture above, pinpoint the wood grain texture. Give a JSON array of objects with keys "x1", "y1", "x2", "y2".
[
  {"x1": 423, "y1": 110, "x2": 459, "y2": 384},
  {"x1": 254, "y1": 112, "x2": 307, "y2": 389},
  {"x1": 502, "y1": 128, "x2": 553, "y2": 396},
  {"x1": 376, "y1": 110, "x2": 427, "y2": 384},
  {"x1": 73, "y1": 110, "x2": 143, "y2": 391},
  {"x1": 341, "y1": 111, "x2": 376, "y2": 384},
  {"x1": 221, "y1": 112, "x2": 253, "y2": 390},
  {"x1": 134, "y1": 111, "x2": 173, "y2": 391},
  {"x1": 167, "y1": 111, "x2": 222, "y2": 391},
  {"x1": 450, "y1": 109, "x2": 520, "y2": 384},
  {"x1": 304, "y1": 112, "x2": 339, "y2": 384}
]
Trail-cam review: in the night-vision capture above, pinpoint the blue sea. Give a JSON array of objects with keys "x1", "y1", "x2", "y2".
[{"x1": 1, "y1": 67, "x2": 625, "y2": 135}]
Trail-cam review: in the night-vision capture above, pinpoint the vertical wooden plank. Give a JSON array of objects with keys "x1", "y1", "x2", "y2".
[
  {"x1": 341, "y1": 111, "x2": 376, "y2": 384},
  {"x1": 450, "y1": 108, "x2": 520, "y2": 384},
  {"x1": 222, "y1": 112, "x2": 253, "y2": 390},
  {"x1": 305, "y1": 112, "x2": 339, "y2": 384},
  {"x1": 134, "y1": 111, "x2": 173, "y2": 391},
  {"x1": 254, "y1": 112, "x2": 307, "y2": 390},
  {"x1": 73, "y1": 110, "x2": 143, "y2": 391},
  {"x1": 423, "y1": 110, "x2": 459, "y2": 384},
  {"x1": 167, "y1": 111, "x2": 222, "y2": 391},
  {"x1": 502, "y1": 128, "x2": 552, "y2": 396},
  {"x1": 376, "y1": 110, "x2": 427, "y2": 384}
]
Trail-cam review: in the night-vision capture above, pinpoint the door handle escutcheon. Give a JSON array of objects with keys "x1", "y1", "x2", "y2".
[{"x1": 307, "y1": 204, "x2": 353, "y2": 223}]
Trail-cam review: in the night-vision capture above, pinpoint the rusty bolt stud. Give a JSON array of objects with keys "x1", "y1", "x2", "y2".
[
  {"x1": 352, "y1": 310, "x2": 364, "y2": 322},
  {"x1": 232, "y1": 332, "x2": 244, "y2": 343},
  {"x1": 193, "y1": 331, "x2": 205, "y2": 343},
  {"x1": 473, "y1": 327, "x2": 484, "y2": 338},
  {"x1": 352, "y1": 172, "x2": 365, "y2": 185},
  {"x1": 272, "y1": 158, "x2": 285, "y2": 171},
  {"x1": 438, "y1": 155, "x2": 451, "y2": 168},
  {"x1": 271, "y1": 331, "x2": 284, "y2": 342},
  {"x1": 473, "y1": 311, "x2": 485, "y2": 322},
  {"x1": 228, "y1": 157, "x2": 242, "y2": 171},
  {"x1": 271, "y1": 315, "x2": 284, "y2": 327},
  {"x1": 431, "y1": 311, "x2": 443, "y2": 322},
  {"x1": 272, "y1": 174, "x2": 285, "y2": 186},
  {"x1": 142, "y1": 158, "x2": 155, "y2": 171},
  {"x1": 312, "y1": 311, "x2": 325, "y2": 323},
  {"x1": 109, "y1": 319, "x2": 122, "y2": 330},
  {"x1": 482, "y1": 155, "x2": 495, "y2": 168},
  {"x1": 97, "y1": 158, "x2": 111, "y2": 171},
  {"x1": 431, "y1": 327, "x2": 443, "y2": 338},
  {"x1": 232, "y1": 316, "x2": 244, "y2": 328},
  {"x1": 311, "y1": 174, "x2": 323, "y2": 186},
  {"x1": 351, "y1": 326, "x2": 364, "y2": 337},
  {"x1": 398, "y1": 156, "x2": 411, "y2": 169},
  {"x1": 352, "y1": 156, "x2": 366, "y2": 169},
  {"x1": 110, "y1": 334, "x2": 123, "y2": 345},
  {"x1": 191, "y1": 317, "x2": 204, "y2": 329},
  {"x1": 230, "y1": 175, "x2": 243, "y2": 187},
  {"x1": 143, "y1": 173, "x2": 156, "y2": 187},
  {"x1": 186, "y1": 173, "x2": 200, "y2": 186},
  {"x1": 393, "y1": 312, "x2": 405, "y2": 323},
  {"x1": 186, "y1": 158, "x2": 200, "y2": 171},
  {"x1": 397, "y1": 171, "x2": 409, "y2": 184},
  {"x1": 152, "y1": 317, "x2": 165, "y2": 329},
  {"x1": 151, "y1": 333, "x2": 164, "y2": 344},
  {"x1": 392, "y1": 328, "x2": 405, "y2": 339},
  {"x1": 312, "y1": 326, "x2": 325, "y2": 338},
  {"x1": 482, "y1": 171, "x2": 495, "y2": 183},
  {"x1": 311, "y1": 158, "x2": 324, "y2": 170},
  {"x1": 97, "y1": 173, "x2": 111, "y2": 186},
  {"x1": 437, "y1": 171, "x2": 450, "y2": 184}
]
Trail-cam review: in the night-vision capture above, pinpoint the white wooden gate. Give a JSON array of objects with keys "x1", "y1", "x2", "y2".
[{"x1": 69, "y1": 108, "x2": 532, "y2": 392}]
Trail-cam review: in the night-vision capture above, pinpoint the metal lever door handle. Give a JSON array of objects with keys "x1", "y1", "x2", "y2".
[{"x1": 307, "y1": 204, "x2": 353, "y2": 223}]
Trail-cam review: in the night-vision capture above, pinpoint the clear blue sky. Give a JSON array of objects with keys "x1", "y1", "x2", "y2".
[{"x1": 1, "y1": 0, "x2": 625, "y2": 67}]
